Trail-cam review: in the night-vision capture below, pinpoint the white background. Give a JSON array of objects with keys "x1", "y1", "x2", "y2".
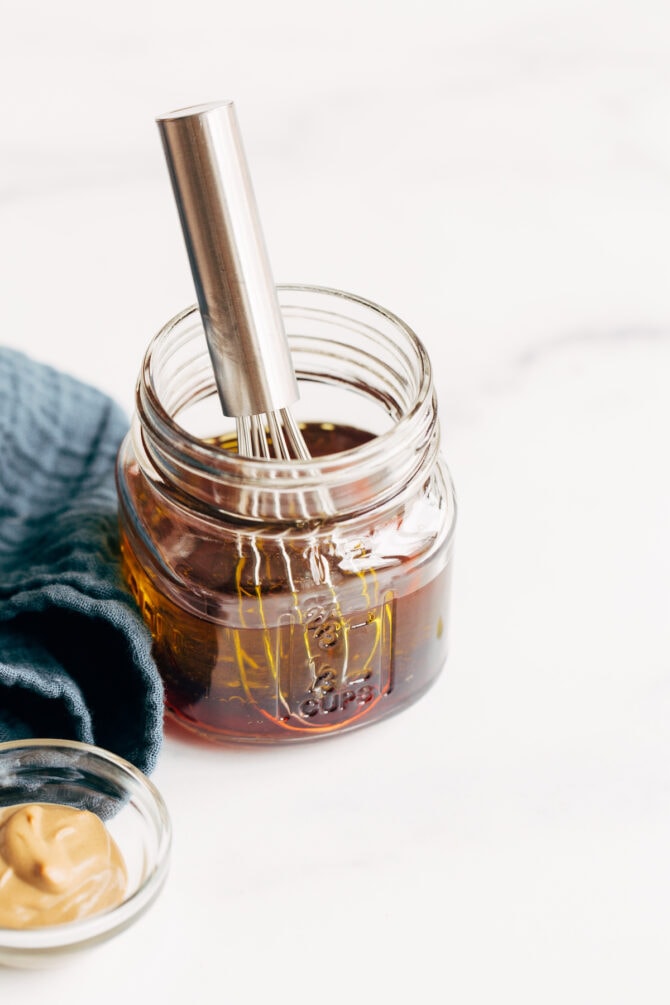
[{"x1": 2, "y1": 0, "x2": 669, "y2": 1001}]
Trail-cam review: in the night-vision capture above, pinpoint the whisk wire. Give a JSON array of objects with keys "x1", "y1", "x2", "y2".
[{"x1": 236, "y1": 409, "x2": 311, "y2": 462}]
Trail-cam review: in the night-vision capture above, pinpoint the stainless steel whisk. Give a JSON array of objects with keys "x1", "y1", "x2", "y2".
[{"x1": 156, "y1": 101, "x2": 311, "y2": 461}]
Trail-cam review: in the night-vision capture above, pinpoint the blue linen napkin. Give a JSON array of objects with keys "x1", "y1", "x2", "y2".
[{"x1": 0, "y1": 347, "x2": 163, "y2": 774}]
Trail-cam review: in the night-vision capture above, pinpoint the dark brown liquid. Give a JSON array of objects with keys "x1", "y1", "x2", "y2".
[{"x1": 119, "y1": 422, "x2": 451, "y2": 743}]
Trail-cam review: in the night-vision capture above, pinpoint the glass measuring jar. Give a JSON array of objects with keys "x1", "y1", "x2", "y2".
[{"x1": 116, "y1": 286, "x2": 456, "y2": 742}]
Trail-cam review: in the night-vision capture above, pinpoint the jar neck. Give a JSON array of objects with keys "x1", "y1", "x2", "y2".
[{"x1": 135, "y1": 285, "x2": 441, "y2": 524}]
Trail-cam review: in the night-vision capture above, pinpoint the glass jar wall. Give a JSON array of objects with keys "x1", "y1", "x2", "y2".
[{"x1": 116, "y1": 286, "x2": 456, "y2": 742}]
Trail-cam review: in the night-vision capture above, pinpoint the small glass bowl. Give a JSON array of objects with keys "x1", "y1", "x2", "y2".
[{"x1": 0, "y1": 739, "x2": 171, "y2": 968}]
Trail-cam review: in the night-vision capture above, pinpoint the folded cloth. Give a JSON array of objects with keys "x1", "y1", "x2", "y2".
[{"x1": 0, "y1": 347, "x2": 163, "y2": 774}]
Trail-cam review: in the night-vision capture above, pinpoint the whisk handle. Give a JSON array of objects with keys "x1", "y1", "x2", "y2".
[{"x1": 157, "y1": 101, "x2": 299, "y2": 418}]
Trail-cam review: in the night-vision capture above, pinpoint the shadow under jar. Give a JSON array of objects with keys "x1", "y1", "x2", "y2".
[{"x1": 116, "y1": 286, "x2": 456, "y2": 743}]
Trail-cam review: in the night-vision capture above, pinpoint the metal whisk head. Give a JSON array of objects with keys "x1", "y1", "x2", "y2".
[
  {"x1": 236, "y1": 409, "x2": 310, "y2": 462},
  {"x1": 157, "y1": 100, "x2": 311, "y2": 461}
]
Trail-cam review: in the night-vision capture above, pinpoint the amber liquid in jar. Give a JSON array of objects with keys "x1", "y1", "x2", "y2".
[{"x1": 120, "y1": 421, "x2": 451, "y2": 742}]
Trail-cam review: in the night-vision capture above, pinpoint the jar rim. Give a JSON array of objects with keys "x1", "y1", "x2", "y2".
[{"x1": 136, "y1": 284, "x2": 447, "y2": 522}]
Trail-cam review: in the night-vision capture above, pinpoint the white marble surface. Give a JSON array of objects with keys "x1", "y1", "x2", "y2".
[{"x1": 2, "y1": 0, "x2": 669, "y2": 1000}]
